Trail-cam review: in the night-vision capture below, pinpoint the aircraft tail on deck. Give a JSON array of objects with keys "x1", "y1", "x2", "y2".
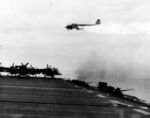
[{"x1": 95, "y1": 19, "x2": 101, "y2": 25}]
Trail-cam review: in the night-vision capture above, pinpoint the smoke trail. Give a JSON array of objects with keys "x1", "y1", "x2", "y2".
[
  {"x1": 75, "y1": 54, "x2": 134, "y2": 84},
  {"x1": 85, "y1": 23, "x2": 150, "y2": 34},
  {"x1": 75, "y1": 53, "x2": 106, "y2": 83}
]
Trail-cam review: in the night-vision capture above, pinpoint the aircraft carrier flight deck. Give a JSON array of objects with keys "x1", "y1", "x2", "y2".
[{"x1": 0, "y1": 76, "x2": 149, "y2": 118}]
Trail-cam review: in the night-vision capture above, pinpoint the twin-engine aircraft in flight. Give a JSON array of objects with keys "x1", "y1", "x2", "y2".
[{"x1": 65, "y1": 19, "x2": 101, "y2": 30}]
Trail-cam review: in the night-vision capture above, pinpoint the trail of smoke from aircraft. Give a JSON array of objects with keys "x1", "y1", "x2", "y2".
[{"x1": 84, "y1": 23, "x2": 150, "y2": 34}]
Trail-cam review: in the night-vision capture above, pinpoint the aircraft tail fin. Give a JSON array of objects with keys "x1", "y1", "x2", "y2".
[{"x1": 95, "y1": 19, "x2": 101, "y2": 24}]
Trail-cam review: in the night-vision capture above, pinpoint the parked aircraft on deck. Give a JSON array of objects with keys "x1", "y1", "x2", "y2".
[{"x1": 0, "y1": 63, "x2": 61, "y2": 78}]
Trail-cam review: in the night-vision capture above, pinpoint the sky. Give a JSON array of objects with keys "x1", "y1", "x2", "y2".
[{"x1": 1, "y1": 0, "x2": 150, "y2": 81}]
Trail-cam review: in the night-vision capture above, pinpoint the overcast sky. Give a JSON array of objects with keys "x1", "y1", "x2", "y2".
[{"x1": 1, "y1": 0, "x2": 150, "y2": 80}]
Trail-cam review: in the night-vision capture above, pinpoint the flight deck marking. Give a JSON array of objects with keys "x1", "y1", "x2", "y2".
[
  {"x1": 109, "y1": 100, "x2": 133, "y2": 107},
  {"x1": 133, "y1": 109, "x2": 150, "y2": 115},
  {"x1": 138, "y1": 106, "x2": 148, "y2": 110},
  {"x1": 1, "y1": 85, "x2": 83, "y2": 92},
  {"x1": 96, "y1": 94, "x2": 106, "y2": 98},
  {"x1": 86, "y1": 90, "x2": 94, "y2": 93}
]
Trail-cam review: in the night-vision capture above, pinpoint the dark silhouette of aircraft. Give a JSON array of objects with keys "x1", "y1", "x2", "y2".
[
  {"x1": 0, "y1": 62, "x2": 61, "y2": 78},
  {"x1": 65, "y1": 19, "x2": 101, "y2": 30}
]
